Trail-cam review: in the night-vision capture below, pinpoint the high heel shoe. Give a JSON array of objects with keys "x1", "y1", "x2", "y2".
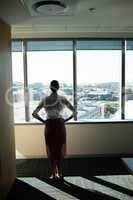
[
  {"x1": 55, "y1": 173, "x2": 64, "y2": 181},
  {"x1": 49, "y1": 174, "x2": 56, "y2": 180}
]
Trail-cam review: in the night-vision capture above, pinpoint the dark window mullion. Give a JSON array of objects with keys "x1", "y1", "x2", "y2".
[
  {"x1": 121, "y1": 40, "x2": 126, "y2": 119},
  {"x1": 73, "y1": 40, "x2": 77, "y2": 120},
  {"x1": 23, "y1": 40, "x2": 30, "y2": 121}
]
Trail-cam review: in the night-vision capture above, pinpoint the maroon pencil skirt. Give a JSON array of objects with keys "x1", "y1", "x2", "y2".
[{"x1": 45, "y1": 118, "x2": 66, "y2": 160}]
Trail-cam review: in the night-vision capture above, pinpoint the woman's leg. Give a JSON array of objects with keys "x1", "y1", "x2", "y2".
[
  {"x1": 46, "y1": 145, "x2": 57, "y2": 178},
  {"x1": 56, "y1": 144, "x2": 66, "y2": 178},
  {"x1": 49, "y1": 159, "x2": 57, "y2": 179}
]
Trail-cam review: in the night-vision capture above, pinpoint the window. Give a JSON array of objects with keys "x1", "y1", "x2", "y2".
[
  {"x1": 11, "y1": 39, "x2": 133, "y2": 123},
  {"x1": 12, "y1": 41, "x2": 25, "y2": 122},
  {"x1": 76, "y1": 40, "x2": 122, "y2": 121},
  {"x1": 27, "y1": 41, "x2": 73, "y2": 122},
  {"x1": 125, "y1": 40, "x2": 133, "y2": 119}
]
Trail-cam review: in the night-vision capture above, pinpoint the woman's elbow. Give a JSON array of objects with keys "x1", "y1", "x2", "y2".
[{"x1": 32, "y1": 111, "x2": 37, "y2": 118}]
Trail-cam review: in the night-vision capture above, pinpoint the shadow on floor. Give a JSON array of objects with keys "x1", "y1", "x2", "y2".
[
  {"x1": 7, "y1": 179, "x2": 55, "y2": 200},
  {"x1": 8, "y1": 177, "x2": 120, "y2": 200},
  {"x1": 8, "y1": 158, "x2": 132, "y2": 200},
  {"x1": 44, "y1": 177, "x2": 120, "y2": 200},
  {"x1": 83, "y1": 175, "x2": 133, "y2": 197}
]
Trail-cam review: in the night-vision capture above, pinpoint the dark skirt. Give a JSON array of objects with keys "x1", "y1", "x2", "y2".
[{"x1": 45, "y1": 118, "x2": 66, "y2": 160}]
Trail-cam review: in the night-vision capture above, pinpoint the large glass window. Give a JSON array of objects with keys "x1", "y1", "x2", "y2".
[
  {"x1": 125, "y1": 40, "x2": 133, "y2": 119},
  {"x1": 27, "y1": 41, "x2": 73, "y2": 121},
  {"x1": 11, "y1": 39, "x2": 133, "y2": 123},
  {"x1": 76, "y1": 40, "x2": 122, "y2": 121},
  {"x1": 12, "y1": 41, "x2": 25, "y2": 122}
]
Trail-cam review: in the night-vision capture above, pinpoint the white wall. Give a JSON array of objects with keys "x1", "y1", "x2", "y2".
[{"x1": 15, "y1": 122, "x2": 133, "y2": 159}]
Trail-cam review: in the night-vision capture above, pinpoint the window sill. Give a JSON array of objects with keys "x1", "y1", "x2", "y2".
[{"x1": 14, "y1": 119, "x2": 133, "y2": 125}]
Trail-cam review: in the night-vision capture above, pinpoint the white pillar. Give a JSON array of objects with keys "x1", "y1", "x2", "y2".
[{"x1": 0, "y1": 19, "x2": 16, "y2": 200}]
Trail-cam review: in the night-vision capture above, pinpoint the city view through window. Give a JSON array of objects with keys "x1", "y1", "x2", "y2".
[
  {"x1": 77, "y1": 50, "x2": 121, "y2": 121},
  {"x1": 125, "y1": 50, "x2": 133, "y2": 119},
  {"x1": 27, "y1": 51, "x2": 73, "y2": 122},
  {"x1": 11, "y1": 40, "x2": 133, "y2": 122}
]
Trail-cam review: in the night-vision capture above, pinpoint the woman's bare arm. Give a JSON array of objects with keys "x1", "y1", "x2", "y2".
[
  {"x1": 62, "y1": 97, "x2": 76, "y2": 122},
  {"x1": 32, "y1": 101, "x2": 46, "y2": 123}
]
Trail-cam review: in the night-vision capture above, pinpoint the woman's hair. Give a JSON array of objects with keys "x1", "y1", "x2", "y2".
[{"x1": 50, "y1": 80, "x2": 59, "y2": 92}]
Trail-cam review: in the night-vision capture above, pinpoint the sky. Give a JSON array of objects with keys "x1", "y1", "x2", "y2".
[{"x1": 12, "y1": 50, "x2": 133, "y2": 85}]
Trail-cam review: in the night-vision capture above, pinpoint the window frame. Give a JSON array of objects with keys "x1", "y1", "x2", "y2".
[{"x1": 12, "y1": 38, "x2": 133, "y2": 124}]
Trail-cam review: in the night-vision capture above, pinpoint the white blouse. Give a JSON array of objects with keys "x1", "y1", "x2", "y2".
[{"x1": 34, "y1": 93, "x2": 74, "y2": 119}]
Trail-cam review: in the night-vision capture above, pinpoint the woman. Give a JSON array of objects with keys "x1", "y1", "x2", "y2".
[{"x1": 32, "y1": 80, "x2": 75, "y2": 180}]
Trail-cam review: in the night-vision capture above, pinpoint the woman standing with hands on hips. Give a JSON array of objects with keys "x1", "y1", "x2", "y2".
[{"x1": 32, "y1": 80, "x2": 75, "y2": 180}]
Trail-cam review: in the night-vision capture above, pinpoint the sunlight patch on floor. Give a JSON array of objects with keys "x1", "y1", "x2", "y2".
[
  {"x1": 64, "y1": 175, "x2": 133, "y2": 200},
  {"x1": 96, "y1": 175, "x2": 133, "y2": 190},
  {"x1": 19, "y1": 177, "x2": 79, "y2": 200}
]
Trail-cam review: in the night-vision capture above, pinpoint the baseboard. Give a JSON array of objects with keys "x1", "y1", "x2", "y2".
[{"x1": 16, "y1": 153, "x2": 133, "y2": 160}]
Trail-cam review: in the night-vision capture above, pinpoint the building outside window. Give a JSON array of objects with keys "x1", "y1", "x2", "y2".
[
  {"x1": 27, "y1": 41, "x2": 73, "y2": 122},
  {"x1": 76, "y1": 40, "x2": 122, "y2": 121},
  {"x1": 11, "y1": 39, "x2": 133, "y2": 123},
  {"x1": 125, "y1": 40, "x2": 133, "y2": 119},
  {"x1": 12, "y1": 41, "x2": 25, "y2": 122}
]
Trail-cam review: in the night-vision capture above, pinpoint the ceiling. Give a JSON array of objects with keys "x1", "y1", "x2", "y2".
[{"x1": 0, "y1": 0, "x2": 133, "y2": 38}]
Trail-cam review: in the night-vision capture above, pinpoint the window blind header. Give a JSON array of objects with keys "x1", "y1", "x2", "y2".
[
  {"x1": 27, "y1": 41, "x2": 73, "y2": 51},
  {"x1": 76, "y1": 40, "x2": 122, "y2": 50},
  {"x1": 12, "y1": 41, "x2": 22, "y2": 52}
]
